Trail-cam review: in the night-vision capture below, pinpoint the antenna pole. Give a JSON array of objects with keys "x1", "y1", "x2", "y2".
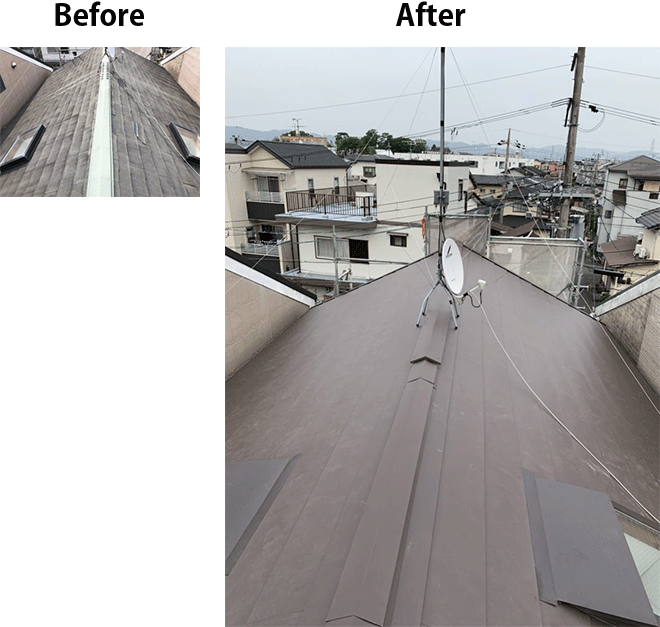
[{"x1": 437, "y1": 46, "x2": 446, "y2": 280}]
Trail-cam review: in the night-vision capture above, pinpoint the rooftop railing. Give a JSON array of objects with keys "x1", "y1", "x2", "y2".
[{"x1": 286, "y1": 185, "x2": 377, "y2": 218}]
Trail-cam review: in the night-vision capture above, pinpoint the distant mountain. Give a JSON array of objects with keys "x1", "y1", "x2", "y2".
[{"x1": 226, "y1": 126, "x2": 658, "y2": 162}]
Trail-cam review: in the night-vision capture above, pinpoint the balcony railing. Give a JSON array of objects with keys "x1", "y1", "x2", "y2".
[
  {"x1": 286, "y1": 185, "x2": 377, "y2": 218},
  {"x1": 245, "y1": 190, "x2": 284, "y2": 204}
]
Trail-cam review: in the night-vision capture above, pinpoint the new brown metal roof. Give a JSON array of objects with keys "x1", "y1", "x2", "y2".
[{"x1": 226, "y1": 249, "x2": 659, "y2": 627}]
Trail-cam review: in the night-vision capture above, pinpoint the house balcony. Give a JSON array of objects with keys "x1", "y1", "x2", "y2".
[
  {"x1": 245, "y1": 190, "x2": 285, "y2": 221},
  {"x1": 279, "y1": 185, "x2": 378, "y2": 227}
]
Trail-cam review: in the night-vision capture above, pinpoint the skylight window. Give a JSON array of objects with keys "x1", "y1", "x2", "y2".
[
  {"x1": 169, "y1": 123, "x2": 200, "y2": 165},
  {"x1": 0, "y1": 125, "x2": 46, "y2": 172}
]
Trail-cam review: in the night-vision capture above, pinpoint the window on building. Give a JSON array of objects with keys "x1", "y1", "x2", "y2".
[
  {"x1": 650, "y1": 192, "x2": 659, "y2": 200},
  {"x1": 458, "y1": 179, "x2": 464, "y2": 201},
  {"x1": 0, "y1": 125, "x2": 46, "y2": 172},
  {"x1": 307, "y1": 178, "x2": 315, "y2": 193},
  {"x1": 315, "y1": 236, "x2": 348, "y2": 260},
  {"x1": 618, "y1": 177, "x2": 628, "y2": 188},
  {"x1": 390, "y1": 234, "x2": 408, "y2": 247},
  {"x1": 349, "y1": 239, "x2": 369, "y2": 262},
  {"x1": 333, "y1": 177, "x2": 340, "y2": 194},
  {"x1": 169, "y1": 123, "x2": 200, "y2": 165},
  {"x1": 363, "y1": 166, "x2": 376, "y2": 177},
  {"x1": 604, "y1": 209, "x2": 613, "y2": 219},
  {"x1": 612, "y1": 189, "x2": 626, "y2": 206},
  {"x1": 257, "y1": 176, "x2": 279, "y2": 193},
  {"x1": 0, "y1": 73, "x2": 5, "y2": 94}
]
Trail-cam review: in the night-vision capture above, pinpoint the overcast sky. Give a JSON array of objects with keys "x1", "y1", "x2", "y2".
[{"x1": 225, "y1": 47, "x2": 659, "y2": 157}]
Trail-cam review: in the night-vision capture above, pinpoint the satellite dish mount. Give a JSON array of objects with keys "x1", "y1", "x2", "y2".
[{"x1": 416, "y1": 237, "x2": 463, "y2": 329}]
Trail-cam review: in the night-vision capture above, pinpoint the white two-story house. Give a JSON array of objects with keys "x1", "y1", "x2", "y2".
[
  {"x1": 278, "y1": 156, "x2": 482, "y2": 300},
  {"x1": 225, "y1": 140, "x2": 351, "y2": 273},
  {"x1": 597, "y1": 155, "x2": 660, "y2": 250}
]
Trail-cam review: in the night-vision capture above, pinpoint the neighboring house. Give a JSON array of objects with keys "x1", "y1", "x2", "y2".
[
  {"x1": 380, "y1": 151, "x2": 538, "y2": 175},
  {"x1": 346, "y1": 153, "x2": 378, "y2": 188},
  {"x1": 12, "y1": 47, "x2": 92, "y2": 68},
  {"x1": 279, "y1": 135, "x2": 328, "y2": 147},
  {"x1": 470, "y1": 173, "x2": 507, "y2": 199},
  {"x1": 0, "y1": 48, "x2": 52, "y2": 132},
  {"x1": 277, "y1": 157, "x2": 480, "y2": 299},
  {"x1": 595, "y1": 269, "x2": 660, "y2": 396},
  {"x1": 159, "y1": 47, "x2": 200, "y2": 106},
  {"x1": 225, "y1": 247, "x2": 316, "y2": 379},
  {"x1": 597, "y1": 155, "x2": 660, "y2": 249},
  {"x1": 224, "y1": 139, "x2": 350, "y2": 273},
  {"x1": 600, "y1": 235, "x2": 659, "y2": 293},
  {"x1": 226, "y1": 247, "x2": 659, "y2": 627},
  {"x1": 636, "y1": 207, "x2": 660, "y2": 263},
  {"x1": 0, "y1": 48, "x2": 200, "y2": 197}
]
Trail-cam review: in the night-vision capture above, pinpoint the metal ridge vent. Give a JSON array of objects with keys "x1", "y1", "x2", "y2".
[{"x1": 86, "y1": 52, "x2": 114, "y2": 197}]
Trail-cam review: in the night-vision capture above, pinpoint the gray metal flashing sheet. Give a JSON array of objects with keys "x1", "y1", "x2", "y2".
[
  {"x1": 225, "y1": 456, "x2": 296, "y2": 575},
  {"x1": 525, "y1": 471, "x2": 657, "y2": 626}
]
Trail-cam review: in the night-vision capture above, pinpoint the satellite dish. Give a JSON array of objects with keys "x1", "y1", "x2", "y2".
[{"x1": 441, "y1": 238, "x2": 464, "y2": 295}]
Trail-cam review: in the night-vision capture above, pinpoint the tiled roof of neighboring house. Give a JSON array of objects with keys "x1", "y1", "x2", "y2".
[
  {"x1": 601, "y1": 235, "x2": 656, "y2": 267},
  {"x1": 226, "y1": 248, "x2": 659, "y2": 627},
  {"x1": 636, "y1": 207, "x2": 660, "y2": 230},
  {"x1": 225, "y1": 142, "x2": 248, "y2": 154},
  {"x1": 470, "y1": 174, "x2": 507, "y2": 186},
  {"x1": 249, "y1": 140, "x2": 348, "y2": 170},
  {"x1": 0, "y1": 47, "x2": 200, "y2": 197},
  {"x1": 608, "y1": 155, "x2": 660, "y2": 180}
]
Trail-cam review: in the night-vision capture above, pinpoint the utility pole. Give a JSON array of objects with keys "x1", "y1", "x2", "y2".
[
  {"x1": 497, "y1": 128, "x2": 524, "y2": 223},
  {"x1": 558, "y1": 47, "x2": 586, "y2": 238}
]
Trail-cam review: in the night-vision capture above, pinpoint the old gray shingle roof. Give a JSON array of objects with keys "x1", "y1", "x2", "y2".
[
  {"x1": 0, "y1": 47, "x2": 200, "y2": 197},
  {"x1": 226, "y1": 249, "x2": 659, "y2": 627}
]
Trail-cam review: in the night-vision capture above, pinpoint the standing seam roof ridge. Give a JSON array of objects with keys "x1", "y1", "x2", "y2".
[{"x1": 325, "y1": 309, "x2": 451, "y2": 627}]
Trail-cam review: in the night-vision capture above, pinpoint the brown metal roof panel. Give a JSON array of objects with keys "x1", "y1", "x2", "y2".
[
  {"x1": 327, "y1": 376, "x2": 437, "y2": 626},
  {"x1": 422, "y1": 346, "x2": 487, "y2": 626},
  {"x1": 388, "y1": 326, "x2": 457, "y2": 627}
]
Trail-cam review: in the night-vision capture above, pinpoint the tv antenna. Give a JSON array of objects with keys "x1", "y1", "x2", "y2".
[{"x1": 416, "y1": 47, "x2": 462, "y2": 329}]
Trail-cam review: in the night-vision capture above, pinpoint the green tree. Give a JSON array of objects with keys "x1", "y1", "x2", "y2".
[
  {"x1": 335, "y1": 132, "x2": 361, "y2": 156},
  {"x1": 359, "y1": 129, "x2": 379, "y2": 154},
  {"x1": 412, "y1": 139, "x2": 428, "y2": 153}
]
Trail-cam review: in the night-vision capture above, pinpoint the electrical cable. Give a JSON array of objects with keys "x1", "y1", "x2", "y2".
[
  {"x1": 480, "y1": 301, "x2": 660, "y2": 524},
  {"x1": 225, "y1": 64, "x2": 570, "y2": 120}
]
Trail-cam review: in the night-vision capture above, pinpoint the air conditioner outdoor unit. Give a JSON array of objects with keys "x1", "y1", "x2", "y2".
[
  {"x1": 525, "y1": 212, "x2": 533, "y2": 219},
  {"x1": 634, "y1": 244, "x2": 648, "y2": 258}
]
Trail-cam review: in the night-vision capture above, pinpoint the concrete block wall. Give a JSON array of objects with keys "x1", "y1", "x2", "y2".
[
  {"x1": 225, "y1": 269, "x2": 310, "y2": 379},
  {"x1": 599, "y1": 289, "x2": 660, "y2": 396}
]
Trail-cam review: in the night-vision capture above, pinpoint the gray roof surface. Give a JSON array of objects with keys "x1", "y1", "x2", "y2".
[
  {"x1": 226, "y1": 250, "x2": 659, "y2": 627},
  {"x1": 250, "y1": 141, "x2": 348, "y2": 170},
  {"x1": 0, "y1": 48, "x2": 200, "y2": 197},
  {"x1": 637, "y1": 207, "x2": 660, "y2": 230},
  {"x1": 601, "y1": 235, "x2": 656, "y2": 267},
  {"x1": 608, "y1": 155, "x2": 660, "y2": 180},
  {"x1": 471, "y1": 173, "x2": 507, "y2": 186}
]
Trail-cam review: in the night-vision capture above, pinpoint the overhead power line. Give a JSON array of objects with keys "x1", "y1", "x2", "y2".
[{"x1": 225, "y1": 65, "x2": 570, "y2": 120}]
